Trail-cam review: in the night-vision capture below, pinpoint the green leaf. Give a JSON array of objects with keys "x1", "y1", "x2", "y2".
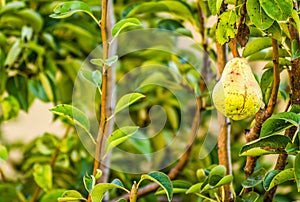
[
  {"x1": 212, "y1": 175, "x2": 233, "y2": 188},
  {"x1": 291, "y1": 10, "x2": 300, "y2": 35},
  {"x1": 264, "y1": 168, "x2": 295, "y2": 191},
  {"x1": 50, "y1": 1, "x2": 95, "y2": 22},
  {"x1": 29, "y1": 79, "x2": 49, "y2": 102},
  {"x1": 92, "y1": 70, "x2": 102, "y2": 87},
  {"x1": 208, "y1": 165, "x2": 226, "y2": 186},
  {"x1": 240, "y1": 135, "x2": 291, "y2": 156},
  {"x1": 83, "y1": 175, "x2": 95, "y2": 193},
  {"x1": 49, "y1": 104, "x2": 95, "y2": 144},
  {"x1": 196, "y1": 169, "x2": 207, "y2": 182},
  {"x1": 242, "y1": 168, "x2": 266, "y2": 188},
  {"x1": 41, "y1": 189, "x2": 66, "y2": 202},
  {"x1": 7, "y1": 75, "x2": 29, "y2": 111},
  {"x1": 259, "y1": 0, "x2": 293, "y2": 21},
  {"x1": 261, "y1": 112, "x2": 300, "y2": 137},
  {"x1": 243, "y1": 37, "x2": 273, "y2": 57},
  {"x1": 294, "y1": 153, "x2": 300, "y2": 192},
  {"x1": 242, "y1": 192, "x2": 260, "y2": 202},
  {"x1": 1, "y1": 96, "x2": 20, "y2": 121},
  {"x1": 58, "y1": 190, "x2": 86, "y2": 202},
  {"x1": 4, "y1": 39, "x2": 22, "y2": 67},
  {"x1": 292, "y1": 39, "x2": 300, "y2": 60},
  {"x1": 216, "y1": 0, "x2": 223, "y2": 15},
  {"x1": 105, "y1": 126, "x2": 139, "y2": 155},
  {"x1": 207, "y1": 0, "x2": 217, "y2": 15},
  {"x1": 0, "y1": 145, "x2": 8, "y2": 160},
  {"x1": 33, "y1": 164, "x2": 52, "y2": 191},
  {"x1": 90, "y1": 55, "x2": 118, "y2": 67},
  {"x1": 17, "y1": 9, "x2": 44, "y2": 32},
  {"x1": 91, "y1": 179, "x2": 129, "y2": 202},
  {"x1": 246, "y1": 0, "x2": 274, "y2": 30},
  {"x1": 156, "y1": 180, "x2": 191, "y2": 195},
  {"x1": 40, "y1": 73, "x2": 54, "y2": 102},
  {"x1": 126, "y1": 1, "x2": 194, "y2": 23},
  {"x1": 186, "y1": 183, "x2": 202, "y2": 194},
  {"x1": 114, "y1": 93, "x2": 145, "y2": 115},
  {"x1": 112, "y1": 18, "x2": 142, "y2": 38},
  {"x1": 140, "y1": 171, "x2": 173, "y2": 202},
  {"x1": 290, "y1": 104, "x2": 300, "y2": 114},
  {"x1": 216, "y1": 10, "x2": 237, "y2": 44},
  {"x1": 157, "y1": 19, "x2": 183, "y2": 31}
]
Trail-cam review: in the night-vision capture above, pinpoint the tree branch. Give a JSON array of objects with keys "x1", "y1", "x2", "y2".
[
  {"x1": 263, "y1": 3, "x2": 300, "y2": 200},
  {"x1": 244, "y1": 38, "x2": 280, "y2": 193}
]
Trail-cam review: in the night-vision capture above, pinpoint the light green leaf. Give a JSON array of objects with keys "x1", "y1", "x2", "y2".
[
  {"x1": 4, "y1": 39, "x2": 22, "y2": 67},
  {"x1": 112, "y1": 18, "x2": 142, "y2": 38},
  {"x1": 17, "y1": 9, "x2": 44, "y2": 31},
  {"x1": 294, "y1": 153, "x2": 300, "y2": 192},
  {"x1": 292, "y1": 10, "x2": 300, "y2": 35},
  {"x1": 41, "y1": 189, "x2": 66, "y2": 202},
  {"x1": 240, "y1": 135, "x2": 291, "y2": 156},
  {"x1": 242, "y1": 37, "x2": 273, "y2": 57},
  {"x1": 114, "y1": 93, "x2": 145, "y2": 115},
  {"x1": 95, "y1": 169, "x2": 102, "y2": 180},
  {"x1": 33, "y1": 164, "x2": 52, "y2": 191},
  {"x1": 207, "y1": 0, "x2": 217, "y2": 15},
  {"x1": 50, "y1": 1, "x2": 97, "y2": 23},
  {"x1": 90, "y1": 55, "x2": 118, "y2": 67},
  {"x1": 216, "y1": 10, "x2": 237, "y2": 44},
  {"x1": 92, "y1": 70, "x2": 102, "y2": 87},
  {"x1": 40, "y1": 73, "x2": 54, "y2": 102},
  {"x1": 196, "y1": 169, "x2": 207, "y2": 182},
  {"x1": 1, "y1": 96, "x2": 20, "y2": 121},
  {"x1": 156, "y1": 180, "x2": 191, "y2": 195},
  {"x1": 259, "y1": 0, "x2": 293, "y2": 21},
  {"x1": 261, "y1": 112, "x2": 300, "y2": 137},
  {"x1": 91, "y1": 179, "x2": 129, "y2": 202},
  {"x1": 208, "y1": 165, "x2": 226, "y2": 186},
  {"x1": 58, "y1": 190, "x2": 86, "y2": 202},
  {"x1": 246, "y1": 0, "x2": 274, "y2": 30},
  {"x1": 264, "y1": 168, "x2": 295, "y2": 191},
  {"x1": 292, "y1": 39, "x2": 300, "y2": 60},
  {"x1": 216, "y1": 0, "x2": 223, "y2": 14},
  {"x1": 0, "y1": 145, "x2": 8, "y2": 160},
  {"x1": 212, "y1": 175, "x2": 233, "y2": 188},
  {"x1": 186, "y1": 183, "x2": 202, "y2": 194},
  {"x1": 242, "y1": 168, "x2": 266, "y2": 188},
  {"x1": 105, "y1": 126, "x2": 139, "y2": 155},
  {"x1": 126, "y1": 1, "x2": 194, "y2": 23},
  {"x1": 83, "y1": 175, "x2": 95, "y2": 193},
  {"x1": 140, "y1": 171, "x2": 173, "y2": 202},
  {"x1": 49, "y1": 104, "x2": 95, "y2": 144}
]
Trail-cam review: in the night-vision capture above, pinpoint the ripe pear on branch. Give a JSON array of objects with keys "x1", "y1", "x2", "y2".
[{"x1": 212, "y1": 58, "x2": 263, "y2": 120}]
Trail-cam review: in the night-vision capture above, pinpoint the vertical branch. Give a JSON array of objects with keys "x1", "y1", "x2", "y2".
[
  {"x1": 244, "y1": 38, "x2": 280, "y2": 193},
  {"x1": 263, "y1": 3, "x2": 300, "y2": 200}
]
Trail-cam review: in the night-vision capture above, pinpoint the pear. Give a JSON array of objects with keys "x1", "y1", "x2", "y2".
[{"x1": 212, "y1": 58, "x2": 263, "y2": 120}]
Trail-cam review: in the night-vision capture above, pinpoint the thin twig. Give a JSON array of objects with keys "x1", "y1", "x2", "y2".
[
  {"x1": 263, "y1": 3, "x2": 300, "y2": 200},
  {"x1": 244, "y1": 38, "x2": 280, "y2": 193},
  {"x1": 30, "y1": 126, "x2": 71, "y2": 202},
  {"x1": 228, "y1": 38, "x2": 240, "y2": 58}
]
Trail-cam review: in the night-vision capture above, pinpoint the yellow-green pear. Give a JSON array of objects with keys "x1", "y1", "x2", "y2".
[{"x1": 212, "y1": 58, "x2": 263, "y2": 120}]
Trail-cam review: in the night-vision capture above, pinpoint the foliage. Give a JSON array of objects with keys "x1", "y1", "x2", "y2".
[{"x1": 0, "y1": 0, "x2": 300, "y2": 201}]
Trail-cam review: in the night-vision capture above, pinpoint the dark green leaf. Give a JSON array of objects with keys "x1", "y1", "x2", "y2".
[
  {"x1": 243, "y1": 37, "x2": 273, "y2": 57},
  {"x1": 29, "y1": 79, "x2": 49, "y2": 102},
  {"x1": 259, "y1": 0, "x2": 293, "y2": 21},
  {"x1": 157, "y1": 19, "x2": 183, "y2": 31},
  {"x1": 247, "y1": 0, "x2": 274, "y2": 30},
  {"x1": 264, "y1": 168, "x2": 294, "y2": 191},
  {"x1": 0, "y1": 145, "x2": 8, "y2": 160},
  {"x1": 216, "y1": 10, "x2": 237, "y2": 44},
  {"x1": 242, "y1": 168, "x2": 266, "y2": 188},
  {"x1": 260, "y1": 68, "x2": 273, "y2": 104},
  {"x1": 208, "y1": 165, "x2": 226, "y2": 186},
  {"x1": 114, "y1": 93, "x2": 145, "y2": 115},
  {"x1": 7, "y1": 75, "x2": 29, "y2": 111},
  {"x1": 112, "y1": 18, "x2": 142, "y2": 38},
  {"x1": 33, "y1": 164, "x2": 52, "y2": 191},
  {"x1": 290, "y1": 104, "x2": 300, "y2": 113},
  {"x1": 294, "y1": 153, "x2": 300, "y2": 192},
  {"x1": 240, "y1": 135, "x2": 291, "y2": 156},
  {"x1": 242, "y1": 192, "x2": 260, "y2": 202},
  {"x1": 261, "y1": 112, "x2": 300, "y2": 137},
  {"x1": 140, "y1": 171, "x2": 173, "y2": 202},
  {"x1": 91, "y1": 179, "x2": 129, "y2": 202},
  {"x1": 105, "y1": 126, "x2": 139, "y2": 155}
]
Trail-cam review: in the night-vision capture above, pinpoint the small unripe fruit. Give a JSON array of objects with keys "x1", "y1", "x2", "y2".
[{"x1": 212, "y1": 58, "x2": 263, "y2": 120}]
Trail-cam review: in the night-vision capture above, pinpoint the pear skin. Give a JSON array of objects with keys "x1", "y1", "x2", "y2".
[{"x1": 212, "y1": 58, "x2": 263, "y2": 120}]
